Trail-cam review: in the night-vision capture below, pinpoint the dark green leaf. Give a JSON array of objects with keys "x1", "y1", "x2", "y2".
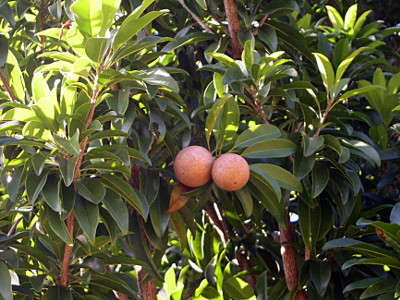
[
  {"x1": 303, "y1": 135, "x2": 324, "y2": 156},
  {"x1": 0, "y1": 34, "x2": 8, "y2": 68},
  {"x1": 234, "y1": 124, "x2": 281, "y2": 149},
  {"x1": 242, "y1": 139, "x2": 296, "y2": 158},
  {"x1": 311, "y1": 165, "x2": 329, "y2": 198},
  {"x1": 113, "y1": 10, "x2": 166, "y2": 51},
  {"x1": 42, "y1": 174, "x2": 62, "y2": 212},
  {"x1": 44, "y1": 285, "x2": 73, "y2": 300},
  {"x1": 74, "y1": 197, "x2": 99, "y2": 243},
  {"x1": 26, "y1": 171, "x2": 48, "y2": 204},
  {"x1": 56, "y1": 155, "x2": 77, "y2": 187},
  {"x1": 310, "y1": 261, "x2": 331, "y2": 297},
  {"x1": 99, "y1": 174, "x2": 146, "y2": 217},
  {"x1": 0, "y1": 261, "x2": 12, "y2": 300},
  {"x1": 252, "y1": 163, "x2": 302, "y2": 192},
  {"x1": 235, "y1": 186, "x2": 253, "y2": 217},
  {"x1": 103, "y1": 190, "x2": 129, "y2": 234},
  {"x1": 75, "y1": 177, "x2": 106, "y2": 204},
  {"x1": 47, "y1": 209, "x2": 73, "y2": 245}
]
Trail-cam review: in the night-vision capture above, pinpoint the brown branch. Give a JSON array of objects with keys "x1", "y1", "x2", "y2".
[
  {"x1": 0, "y1": 71, "x2": 17, "y2": 102},
  {"x1": 178, "y1": 0, "x2": 214, "y2": 34},
  {"x1": 257, "y1": 103, "x2": 306, "y2": 298},
  {"x1": 59, "y1": 212, "x2": 75, "y2": 286},
  {"x1": 60, "y1": 80, "x2": 100, "y2": 287},
  {"x1": 236, "y1": 248, "x2": 257, "y2": 289},
  {"x1": 223, "y1": 0, "x2": 243, "y2": 59}
]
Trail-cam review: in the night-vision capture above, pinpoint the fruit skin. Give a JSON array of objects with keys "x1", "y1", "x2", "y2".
[
  {"x1": 212, "y1": 153, "x2": 250, "y2": 191},
  {"x1": 173, "y1": 146, "x2": 214, "y2": 188}
]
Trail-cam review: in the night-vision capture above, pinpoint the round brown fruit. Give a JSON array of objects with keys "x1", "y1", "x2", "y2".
[
  {"x1": 212, "y1": 153, "x2": 250, "y2": 191},
  {"x1": 173, "y1": 146, "x2": 214, "y2": 188}
]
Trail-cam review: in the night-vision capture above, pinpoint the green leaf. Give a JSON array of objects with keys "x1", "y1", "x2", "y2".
[
  {"x1": 87, "y1": 129, "x2": 130, "y2": 143},
  {"x1": 32, "y1": 99, "x2": 60, "y2": 132},
  {"x1": 42, "y1": 174, "x2": 62, "y2": 212},
  {"x1": 85, "y1": 37, "x2": 109, "y2": 63},
  {"x1": 0, "y1": 261, "x2": 12, "y2": 300},
  {"x1": 70, "y1": 0, "x2": 104, "y2": 37},
  {"x1": 213, "y1": 72, "x2": 225, "y2": 98},
  {"x1": 99, "y1": 174, "x2": 146, "y2": 217},
  {"x1": 90, "y1": 272, "x2": 137, "y2": 298},
  {"x1": 47, "y1": 209, "x2": 73, "y2": 245},
  {"x1": 234, "y1": 124, "x2": 281, "y2": 149},
  {"x1": 323, "y1": 238, "x2": 393, "y2": 258},
  {"x1": 353, "y1": 10, "x2": 372, "y2": 36},
  {"x1": 343, "y1": 4, "x2": 358, "y2": 32},
  {"x1": 235, "y1": 186, "x2": 253, "y2": 217},
  {"x1": 0, "y1": 34, "x2": 8, "y2": 68},
  {"x1": 360, "y1": 280, "x2": 397, "y2": 299},
  {"x1": 241, "y1": 139, "x2": 296, "y2": 158},
  {"x1": 313, "y1": 52, "x2": 335, "y2": 94},
  {"x1": 74, "y1": 197, "x2": 99, "y2": 243},
  {"x1": 103, "y1": 190, "x2": 129, "y2": 234},
  {"x1": 303, "y1": 135, "x2": 324, "y2": 156},
  {"x1": 99, "y1": 0, "x2": 121, "y2": 36},
  {"x1": 335, "y1": 47, "x2": 368, "y2": 83},
  {"x1": 310, "y1": 261, "x2": 331, "y2": 297},
  {"x1": 6, "y1": 50, "x2": 26, "y2": 101},
  {"x1": 54, "y1": 133, "x2": 81, "y2": 157},
  {"x1": 216, "y1": 96, "x2": 239, "y2": 145},
  {"x1": 224, "y1": 276, "x2": 255, "y2": 299},
  {"x1": 150, "y1": 196, "x2": 170, "y2": 238},
  {"x1": 311, "y1": 164, "x2": 329, "y2": 198},
  {"x1": 251, "y1": 163, "x2": 302, "y2": 192},
  {"x1": 75, "y1": 178, "x2": 106, "y2": 204},
  {"x1": 31, "y1": 151, "x2": 48, "y2": 175},
  {"x1": 343, "y1": 139, "x2": 381, "y2": 167},
  {"x1": 207, "y1": 52, "x2": 238, "y2": 68},
  {"x1": 339, "y1": 85, "x2": 386, "y2": 101},
  {"x1": 81, "y1": 161, "x2": 131, "y2": 179},
  {"x1": 326, "y1": 5, "x2": 344, "y2": 32},
  {"x1": 44, "y1": 285, "x2": 73, "y2": 300},
  {"x1": 32, "y1": 72, "x2": 51, "y2": 102},
  {"x1": 222, "y1": 67, "x2": 247, "y2": 85},
  {"x1": 26, "y1": 171, "x2": 48, "y2": 204},
  {"x1": 248, "y1": 168, "x2": 285, "y2": 225},
  {"x1": 133, "y1": 68, "x2": 179, "y2": 93},
  {"x1": 343, "y1": 278, "x2": 382, "y2": 294},
  {"x1": 242, "y1": 40, "x2": 254, "y2": 71},
  {"x1": 56, "y1": 155, "x2": 77, "y2": 187},
  {"x1": 113, "y1": 10, "x2": 167, "y2": 51},
  {"x1": 205, "y1": 94, "x2": 233, "y2": 147}
]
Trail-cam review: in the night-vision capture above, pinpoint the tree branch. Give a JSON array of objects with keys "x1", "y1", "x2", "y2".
[
  {"x1": 223, "y1": 0, "x2": 243, "y2": 59},
  {"x1": 178, "y1": 0, "x2": 214, "y2": 34},
  {"x1": 0, "y1": 71, "x2": 17, "y2": 102},
  {"x1": 60, "y1": 76, "x2": 100, "y2": 287}
]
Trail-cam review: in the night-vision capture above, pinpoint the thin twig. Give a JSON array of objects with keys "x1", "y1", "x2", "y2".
[
  {"x1": 0, "y1": 71, "x2": 17, "y2": 102},
  {"x1": 178, "y1": 0, "x2": 214, "y2": 34},
  {"x1": 314, "y1": 99, "x2": 333, "y2": 137}
]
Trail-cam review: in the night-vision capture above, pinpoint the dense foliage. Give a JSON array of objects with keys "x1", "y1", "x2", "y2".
[{"x1": 0, "y1": 0, "x2": 399, "y2": 299}]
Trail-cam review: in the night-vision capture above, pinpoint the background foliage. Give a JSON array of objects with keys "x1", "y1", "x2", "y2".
[{"x1": 0, "y1": 0, "x2": 399, "y2": 299}]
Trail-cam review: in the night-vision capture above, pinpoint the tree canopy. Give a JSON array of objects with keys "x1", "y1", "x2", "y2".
[{"x1": 0, "y1": 0, "x2": 399, "y2": 299}]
